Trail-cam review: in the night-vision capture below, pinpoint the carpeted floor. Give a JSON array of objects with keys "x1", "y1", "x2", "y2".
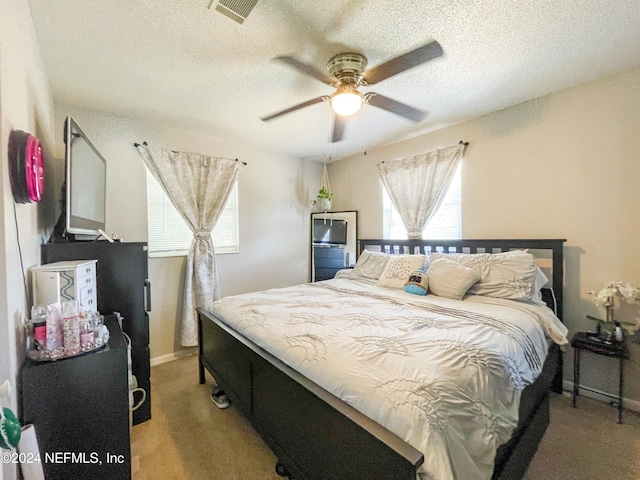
[
  {"x1": 131, "y1": 354, "x2": 640, "y2": 480},
  {"x1": 524, "y1": 388, "x2": 640, "y2": 480}
]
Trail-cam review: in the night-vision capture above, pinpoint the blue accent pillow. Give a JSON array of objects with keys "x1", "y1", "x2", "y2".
[{"x1": 404, "y1": 269, "x2": 428, "y2": 295}]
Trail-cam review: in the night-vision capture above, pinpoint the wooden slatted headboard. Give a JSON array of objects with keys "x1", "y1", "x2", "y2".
[{"x1": 358, "y1": 238, "x2": 566, "y2": 322}]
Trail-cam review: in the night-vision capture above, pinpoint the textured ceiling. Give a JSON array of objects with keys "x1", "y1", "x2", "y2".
[{"x1": 27, "y1": 0, "x2": 640, "y2": 160}]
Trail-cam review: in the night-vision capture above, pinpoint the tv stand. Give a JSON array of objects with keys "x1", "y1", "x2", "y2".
[
  {"x1": 48, "y1": 227, "x2": 115, "y2": 243},
  {"x1": 97, "y1": 229, "x2": 115, "y2": 243},
  {"x1": 48, "y1": 181, "x2": 113, "y2": 243},
  {"x1": 48, "y1": 234, "x2": 101, "y2": 243}
]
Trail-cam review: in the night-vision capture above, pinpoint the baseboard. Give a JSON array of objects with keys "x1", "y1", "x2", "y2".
[
  {"x1": 562, "y1": 380, "x2": 640, "y2": 412},
  {"x1": 150, "y1": 348, "x2": 197, "y2": 366}
]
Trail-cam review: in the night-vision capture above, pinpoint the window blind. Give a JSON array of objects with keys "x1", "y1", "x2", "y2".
[{"x1": 146, "y1": 170, "x2": 239, "y2": 256}]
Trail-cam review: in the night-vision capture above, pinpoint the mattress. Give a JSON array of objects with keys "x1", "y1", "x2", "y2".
[{"x1": 208, "y1": 277, "x2": 567, "y2": 480}]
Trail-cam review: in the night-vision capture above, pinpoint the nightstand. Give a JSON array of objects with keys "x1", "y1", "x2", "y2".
[{"x1": 571, "y1": 331, "x2": 629, "y2": 423}]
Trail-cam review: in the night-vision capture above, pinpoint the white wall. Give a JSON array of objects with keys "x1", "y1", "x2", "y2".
[
  {"x1": 50, "y1": 106, "x2": 317, "y2": 361},
  {"x1": 0, "y1": 1, "x2": 56, "y2": 479},
  {"x1": 328, "y1": 67, "x2": 640, "y2": 402}
]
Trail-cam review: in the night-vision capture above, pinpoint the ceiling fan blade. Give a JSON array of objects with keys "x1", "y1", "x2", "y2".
[
  {"x1": 367, "y1": 93, "x2": 427, "y2": 122},
  {"x1": 332, "y1": 115, "x2": 346, "y2": 143},
  {"x1": 274, "y1": 55, "x2": 338, "y2": 85},
  {"x1": 260, "y1": 96, "x2": 328, "y2": 121},
  {"x1": 362, "y1": 40, "x2": 443, "y2": 85}
]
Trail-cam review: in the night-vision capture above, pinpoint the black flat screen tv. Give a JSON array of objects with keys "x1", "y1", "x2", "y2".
[
  {"x1": 64, "y1": 116, "x2": 107, "y2": 236},
  {"x1": 313, "y1": 218, "x2": 347, "y2": 245}
]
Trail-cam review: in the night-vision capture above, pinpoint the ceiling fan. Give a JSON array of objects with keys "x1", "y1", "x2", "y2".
[{"x1": 260, "y1": 40, "x2": 443, "y2": 142}]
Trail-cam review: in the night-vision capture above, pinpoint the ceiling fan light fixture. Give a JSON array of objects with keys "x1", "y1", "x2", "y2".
[{"x1": 330, "y1": 87, "x2": 363, "y2": 117}]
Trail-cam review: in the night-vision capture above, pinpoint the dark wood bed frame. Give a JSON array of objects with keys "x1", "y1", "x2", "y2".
[{"x1": 197, "y1": 238, "x2": 566, "y2": 480}]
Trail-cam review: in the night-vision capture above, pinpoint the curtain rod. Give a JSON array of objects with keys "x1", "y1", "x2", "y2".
[
  {"x1": 378, "y1": 141, "x2": 469, "y2": 164},
  {"x1": 133, "y1": 141, "x2": 247, "y2": 165}
]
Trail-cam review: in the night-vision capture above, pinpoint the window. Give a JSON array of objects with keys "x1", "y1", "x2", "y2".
[
  {"x1": 383, "y1": 163, "x2": 461, "y2": 239},
  {"x1": 146, "y1": 170, "x2": 239, "y2": 257}
]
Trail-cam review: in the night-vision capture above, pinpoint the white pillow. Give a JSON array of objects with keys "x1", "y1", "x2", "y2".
[
  {"x1": 427, "y1": 258, "x2": 481, "y2": 300},
  {"x1": 428, "y1": 250, "x2": 537, "y2": 301},
  {"x1": 334, "y1": 269, "x2": 355, "y2": 279},
  {"x1": 351, "y1": 250, "x2": 390, "y2": 280},
  {"x1": 531, "y1": 267, "x2": 550, "y2": 305},
  {"x1": 377, "y1": 255, "x2": 427, "y2": 289}
]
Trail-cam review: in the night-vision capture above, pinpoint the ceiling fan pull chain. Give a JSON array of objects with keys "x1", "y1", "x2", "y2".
[
  {"x1": 322, "y1": 104, "x2": 332, "y2": 194},
  {"x1": 363, "y1": 100, "x2": 368, "y2": 156},
  {"x1": 327, "y1": 100, "x2": 333, "y2": 161}
]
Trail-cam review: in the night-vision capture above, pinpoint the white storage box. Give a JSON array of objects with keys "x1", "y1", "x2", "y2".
[{"x1": 31, "y1": 260, "x2": 97, "y2": 312}]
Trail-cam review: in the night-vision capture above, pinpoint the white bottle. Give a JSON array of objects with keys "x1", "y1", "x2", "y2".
[{"x1": 615, "y1": 325, "x2": 624, "y2": 342}]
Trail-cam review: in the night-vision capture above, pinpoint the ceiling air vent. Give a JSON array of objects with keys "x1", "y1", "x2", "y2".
[{"x1": 212, "y1": 0, "x2": 259, "y2": 24}]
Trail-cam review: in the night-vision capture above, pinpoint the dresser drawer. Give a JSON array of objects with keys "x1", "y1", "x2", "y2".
[
  {"x1": 314, "y1": 247, "x2": 344, "y2": 260},
  {"x1": 315, "y1": 257, "x2": 345, "y2": 269},
  {"x1": 76, "y1": 262, "x2": 96, "y2": 286},
  {"x1": 79, "y1": 283, "x2": 97, "y2": 311},
  {"x1": 315, "y1": 267, "x2": 342, "y2": 281}
]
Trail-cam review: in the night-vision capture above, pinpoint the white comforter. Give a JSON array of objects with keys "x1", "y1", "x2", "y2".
[{"x1": 209, "y1": 277, "x2": 568, "y2": 480}]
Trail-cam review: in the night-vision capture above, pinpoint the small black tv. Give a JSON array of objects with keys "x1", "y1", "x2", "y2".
[
  {"x1": 64, "y1": 116, "x2": 107, "y2": 236},
  {"x1": 50, "y1": 117, "x2": 108, "y2": 242},
  {"x1": 313, "y1": 218, "x2": 347, "y2": 245}
]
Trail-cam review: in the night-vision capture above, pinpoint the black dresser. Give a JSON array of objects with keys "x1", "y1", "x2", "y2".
[
  {"x1": 20, "y1": 316, "x2": 131, "y2": 480},
  {"x1": 313, "y1": 246, "x2": 345, "y2": 281},
  {"x1": 41, "y1": 241, "x2": 151, "y2": 425}
]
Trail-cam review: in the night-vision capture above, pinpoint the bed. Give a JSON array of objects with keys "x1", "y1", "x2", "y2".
[{"x1": 197, "y1": 238, "x2": 567, "y2": 480}]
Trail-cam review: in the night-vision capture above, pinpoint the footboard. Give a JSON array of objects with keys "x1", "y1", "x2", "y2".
[{"x1": 197, "y1": 307, "x2": 424, "y2": 480}]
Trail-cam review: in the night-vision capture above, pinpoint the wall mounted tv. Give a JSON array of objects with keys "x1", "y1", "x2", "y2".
[
  {"x1": 50, "y1": 116, "x2": 107, "y2": 241},
  {"x1": 313, "y1": 218, "x2": 347, "y2": 245}
]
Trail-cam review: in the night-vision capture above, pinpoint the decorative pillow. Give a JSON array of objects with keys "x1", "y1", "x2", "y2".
[
  {"x1": 350, "y1": 250, "x2": 390, "y2": 280},
  {"x1": 428, "y1": 250, "x2": 537, "y2": 301},
  {"x1": 531, "y1": 266, "x2": 549, "y2": 305},
  {"x1": 377, "y1": 255, "x2": 427, "y2": 289},
  {"x1": 426, "y1": 258, "x2": 480, "y2": 300},
  {"x1": 509, "y1": 250, "x2": 550, "y2": 304},
  {"x1": 334, "y1": 268, "x2": 354, "y2": 279},
  {"x1": 404, "y1": 269, "x2": 428, "y2": 296}
]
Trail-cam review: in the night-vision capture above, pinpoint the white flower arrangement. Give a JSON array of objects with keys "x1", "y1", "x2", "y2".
[{"x1": 588, "y1": 281, "x2": 640, "y2": 333}]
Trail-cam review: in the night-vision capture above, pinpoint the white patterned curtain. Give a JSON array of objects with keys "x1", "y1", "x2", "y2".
[
  {"x1": 378, "y1": 144, "x2": 465, "y2": 239},
  {"x1": 137, "y1": 144, "x2": 243, "y2": 346}
]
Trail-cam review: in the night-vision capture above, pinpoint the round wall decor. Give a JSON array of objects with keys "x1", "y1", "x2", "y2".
[{"x1": 8, "y1": 129, "x2": 44, "y2": 203}]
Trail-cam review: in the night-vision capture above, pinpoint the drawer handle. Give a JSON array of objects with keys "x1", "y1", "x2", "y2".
[{"x1": 145, "y1": 279, "x2": 151, "y2": 312}]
